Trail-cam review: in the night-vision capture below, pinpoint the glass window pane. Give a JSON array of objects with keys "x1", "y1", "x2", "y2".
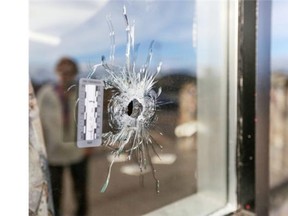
[
  {"x1": 270, "y1": 0, "x2": 288, "y2": 215},
  {"x1": 30, "y1": 0, "x2": 231, "y2": 215}
]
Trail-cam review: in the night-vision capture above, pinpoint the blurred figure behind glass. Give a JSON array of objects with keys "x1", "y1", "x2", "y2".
[{"x1": 37, "y1": 57, "x2": 88, "y2": 216}]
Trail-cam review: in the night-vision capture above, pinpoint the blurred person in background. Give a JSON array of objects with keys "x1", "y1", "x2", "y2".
[{"x1": 37, "y1": 57, "x2": 88, "y2": 216}]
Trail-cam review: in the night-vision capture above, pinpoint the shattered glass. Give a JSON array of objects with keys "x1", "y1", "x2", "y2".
[{"x1": 86, "y1": 6, "x2": 163, "y2": 192}]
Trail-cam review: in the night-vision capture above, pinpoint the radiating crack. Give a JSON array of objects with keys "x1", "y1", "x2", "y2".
[{"x1": 86, "y1": 6, "x2": 162, "y2": 193}]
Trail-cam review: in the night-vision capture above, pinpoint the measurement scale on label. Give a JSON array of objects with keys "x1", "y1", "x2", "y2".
[{"x1": 77, "y1": 78, "x2": 104, "y2": 148}]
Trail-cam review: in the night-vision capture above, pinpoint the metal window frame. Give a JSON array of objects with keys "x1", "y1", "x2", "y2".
[{"x1": 237, "y1": 0, "x2": 271, "y2": 215}]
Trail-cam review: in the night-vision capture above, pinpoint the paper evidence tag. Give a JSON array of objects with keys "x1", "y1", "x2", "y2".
[{"x1": 77, "y1": 78, "x2": 104, "y2": 148}]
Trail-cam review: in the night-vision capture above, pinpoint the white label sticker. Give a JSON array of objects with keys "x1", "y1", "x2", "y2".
[{"x1": 77, "y1": 78, "x2": 104, "y2": 148}]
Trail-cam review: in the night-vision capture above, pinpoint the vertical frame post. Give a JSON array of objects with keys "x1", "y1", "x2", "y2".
[
  {"x1": 255, "y1": 0, "x2": 271, "y2": 215},
  {"x1": 237, "y1": 0, "x2": 271, "y2": 214}
]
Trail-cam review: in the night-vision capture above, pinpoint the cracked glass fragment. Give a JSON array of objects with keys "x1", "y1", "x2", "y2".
[{"x1": 81, "y1": 6, "x2": 163, "y2": 193}]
